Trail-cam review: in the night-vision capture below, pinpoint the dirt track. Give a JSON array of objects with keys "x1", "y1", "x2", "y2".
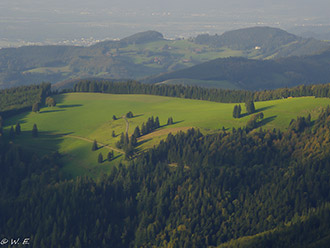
[{"x1": 65, "y1": 134, "x2": 124, "y2": 154}]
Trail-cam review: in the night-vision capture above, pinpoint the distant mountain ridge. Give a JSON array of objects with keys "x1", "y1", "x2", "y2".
[{"x1": 0, "y1": 27, "x2": 329, "y2": 89}]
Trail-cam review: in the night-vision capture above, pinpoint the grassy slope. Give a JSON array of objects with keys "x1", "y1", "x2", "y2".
[{"x1": 4, "y1": 93, "x2": 330, "y2": 178}]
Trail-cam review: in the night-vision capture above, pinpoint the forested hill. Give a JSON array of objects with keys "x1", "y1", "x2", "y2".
[
  {"x1": 194, "y1": 26, "x2": 330, "y2": 58},
  {"x1": 145, "y1": 50, "x2": 330, "y2": 90},
  {"x1": 2, "y1": 100, "x2": 330, "y2": 247}
]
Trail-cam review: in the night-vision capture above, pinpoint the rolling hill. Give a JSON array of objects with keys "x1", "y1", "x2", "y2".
[{"x1": 0, "y1": 27, "x2": 329, "y2": 89}]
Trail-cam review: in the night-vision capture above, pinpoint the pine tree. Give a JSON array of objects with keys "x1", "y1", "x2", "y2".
[
  {"x1": 233, "y1": 105, "x2": 238, "y2": 118},
  {"x1": 116, "y1": 133, "x2": 125, "y2": 149},
  {"x1": 15, "y1": 123, "x2": 21, "y2": 135},
  {"x1": 32, "y1": 124, "x2": 38, "y2": 137},
  {"x1": 167, "y1": 117, "x2": 174, "y2": 125},
  {"x1": 124, "y1": 133, "x2": 129, "y2": 147},
  {"x1": 245, "y1": 100, "x2": 255, "y2": 114},
  {"x1": 130, "y1": 134, "x2": 137, "y2": 147},
  {"x1": 9, "y1": 126, "x2": 15, "y2": 138},
  {"x1": 155, "y1": 116, "x2": 160, "y2": 128},
  {"x1": 141, "y1": 123, "x2": 147, "y2": 135},
  {"x1": 98, "y1": 153, "x2": 103, "y2": 163},
  {"x1": 92, "y1": 140, "x2": 98, "y2": 151},
  {"x1": 133, "y1": 126, "x2": 140, "y2": 138},
  {"x1": 107, "y1": 151, "x2": 113, "y2": 161}
]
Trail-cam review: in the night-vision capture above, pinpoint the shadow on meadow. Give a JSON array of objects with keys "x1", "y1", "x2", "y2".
[
  {"x1": 40, "y1": 109, "x2": 66, "y2": 114},
  {"x1": 3, "y1": 130, "x2": 72, "y2": 156},
  {"x1": 57, "y1": 104, "x2": 83, "y2": 109},
  {"x1": 159, "y1": 120, "x2": 184, "y2": 128},
  {"x1": 258, "y1": 115, "x2": 277, "y2": 127},
  {"x1": 130, "y1": 114, "x2": 144, "y2": 119},
  {"x1": 240, "y1": 105, "x2": 274, "y2": 118}
]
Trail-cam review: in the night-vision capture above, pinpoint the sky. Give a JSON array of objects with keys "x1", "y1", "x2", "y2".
[{"x1": 0, "y1": 0, "x2": 330, "y2": 46}]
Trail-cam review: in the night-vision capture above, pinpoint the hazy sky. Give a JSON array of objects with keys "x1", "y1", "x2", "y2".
[
  {"x1": 2, "y1": 0, "x2": 329, "y2": 12},
  {"x1": 1, "y1": 0, "x2": 330, "y2": 45}
]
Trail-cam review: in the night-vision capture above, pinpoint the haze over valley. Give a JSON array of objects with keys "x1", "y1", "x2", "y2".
[{"x1": 1, "y1": 0, "x2": 330, "y2": 47}]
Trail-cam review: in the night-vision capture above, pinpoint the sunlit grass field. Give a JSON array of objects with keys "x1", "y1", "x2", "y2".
[{"x1": 4, "y1": 93, "x2": 330, "y2": 178}]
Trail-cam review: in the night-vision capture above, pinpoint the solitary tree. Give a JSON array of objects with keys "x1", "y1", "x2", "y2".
[
  {"x1": 98, "y1": 153, "x2": 103, "y2": 163},
  {"x1": 32, "y1": 124, "x2": 38, "y2": 137},
  {"x1": 107, "y1": 151, "x2": 114, "y2": 161},
  {"x1": 112, "y1": 130, "x2": 116, "y2": 137},
  {"x1": 15, "y1": 123, "x2": 21, "y2": 135},
  {"x1": 32, "y1": 102, "x2": 40, "y2": 113},
  {"x1": 46, "y1": 97, "x2": 56, "y2": 107},
  {"x1": 126, "y1": 111, "x2": 133, "y2": 118},
  {"x1": 112, "y1": 115, "x2": 117, "y2": 121},
  {"x1": 92, "y1": 140, "x2": 98, "y2": 151}
]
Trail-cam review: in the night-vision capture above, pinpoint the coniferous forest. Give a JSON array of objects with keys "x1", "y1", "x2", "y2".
[
  {"x1": 1, "y1": 82, "x2": 330, "y2": 247},
  {"x1": 73, "y1": 79, "x2": 330, "y2": 103}
]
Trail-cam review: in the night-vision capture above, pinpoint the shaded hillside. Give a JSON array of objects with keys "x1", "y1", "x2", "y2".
[
  {"x1": 145, "y1": 50, "x2": 330, "y2": 90},
  {"x1": 194, "y1": 26, "x2": 329, "y2": 58}
]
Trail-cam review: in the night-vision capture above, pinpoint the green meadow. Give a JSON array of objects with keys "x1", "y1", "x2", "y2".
[{"x1": 4, "y1": 93, "x2": 330, "y2": 178}]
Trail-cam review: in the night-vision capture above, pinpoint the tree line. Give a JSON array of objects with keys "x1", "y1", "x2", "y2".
[
  {"x1": 73, "y1": 80, "x2": 330, "y2": 104},
  {"x1": 0, "y1": 83, "x2": 51, "y2": 118}
]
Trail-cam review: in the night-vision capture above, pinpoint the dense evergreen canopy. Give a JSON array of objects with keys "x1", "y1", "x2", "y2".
[{"x1": 1, "y1": 104, "x2": 330, "y2": 247}]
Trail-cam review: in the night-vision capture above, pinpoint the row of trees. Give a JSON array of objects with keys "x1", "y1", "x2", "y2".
[
  {"x1": 73, "y1": 80, "x2": 330, "y2": 104},
  {"x1": 92, "y1": 140, "x2": 115, "y2": 163},
  {"x1": 233, "y1": 100, "x2": 255, "y2": 118},
  {"x1": 2, "y1": 123, "x2": 38, "y2": 138}
]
